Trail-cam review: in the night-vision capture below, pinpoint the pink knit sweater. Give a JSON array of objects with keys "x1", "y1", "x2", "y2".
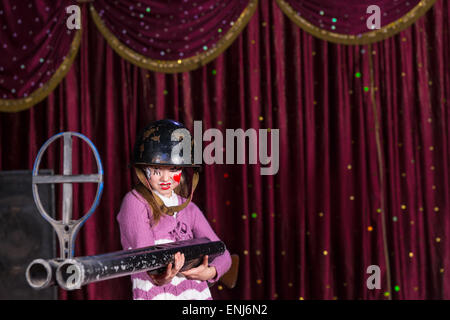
[{"x1": 116, "y1": 189, "x2": 231, "y2": 300}]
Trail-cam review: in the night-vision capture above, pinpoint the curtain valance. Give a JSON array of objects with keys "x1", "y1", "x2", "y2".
[
  {"x1": 0, "y1": 0, "x2": 81, "y2": 112},
  {"x1": 90, "y1": 0, "x2": 257, "y2": 73},
  {"x1": 0, "y1": 0, "x2": 438, "y2": 112},
  {"x1": 276, "y1": 0, "x2": 436, "y2": 44}
]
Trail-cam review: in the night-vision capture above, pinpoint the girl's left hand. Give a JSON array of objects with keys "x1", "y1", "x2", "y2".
[{"x1": 181, "y1": 255, "x2": 217, "y2": 281}]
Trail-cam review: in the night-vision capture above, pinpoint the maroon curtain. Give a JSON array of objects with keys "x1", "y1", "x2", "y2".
[
  {"x1": 279, "y1": 0, "x2": 423, "y2": 34},
  {"x1": 0, "y1": 0, "x2": 449, "y2": 300},
  {"x1": 92, "y1": 0, "x2": 251, "y2": 60},
  {"x1": 0, "y1": 0, "x2": 77, "y2": 100}
]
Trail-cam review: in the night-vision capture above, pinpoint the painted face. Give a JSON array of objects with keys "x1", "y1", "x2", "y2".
[{"x1": 145, "y1": 166, "x2": 182, "y2": 197}]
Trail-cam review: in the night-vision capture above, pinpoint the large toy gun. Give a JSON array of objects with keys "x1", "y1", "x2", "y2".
[{"x1": 27, "y1": 237, "x2": 225, "y2": 290}]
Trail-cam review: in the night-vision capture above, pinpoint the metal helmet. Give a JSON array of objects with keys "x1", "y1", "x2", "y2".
[
  {"x1": 132, "y1": 119, "x2": 200, "y2": 221},
  {"x1": 132, "y1": 119, "x2": 198, "y2": 168}
]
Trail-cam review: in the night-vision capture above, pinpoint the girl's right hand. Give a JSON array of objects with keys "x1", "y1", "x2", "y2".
[{"x1": 148, "y1": 252, "x2": 185, "y2": 286}]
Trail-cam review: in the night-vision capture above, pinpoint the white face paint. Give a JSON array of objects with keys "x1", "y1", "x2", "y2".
[{"x1": 145, "y1": 166, "x2": 182, "y2": 197}]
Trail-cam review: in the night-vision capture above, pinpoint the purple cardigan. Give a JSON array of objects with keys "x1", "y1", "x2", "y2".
[{"x1": 116, "y1": 189, "x2": 231, "y2": 300}]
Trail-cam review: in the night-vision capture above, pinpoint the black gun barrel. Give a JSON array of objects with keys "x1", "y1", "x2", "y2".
[
  {"x1": 54, "y1": 238, "x2": 225, "y2": 290},
  {"x1": 25, "y1": 258, "x2": 64, "y2": 290}
]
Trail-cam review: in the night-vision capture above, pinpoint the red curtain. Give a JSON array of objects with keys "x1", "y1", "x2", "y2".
[
  {"x1": 0, "y1": 0, "x2": 79, "y2": 111},
  {"x1": 0, "y1": 0, "x2": 449, "y2": 299},
  {"x1": 278, "y1": 0, "x2": 423, "y2": 34},
  {"x1": 91, "y1": 0, "x2": 252, "y2": 60}
]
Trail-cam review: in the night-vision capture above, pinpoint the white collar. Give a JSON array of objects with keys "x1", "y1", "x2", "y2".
[{"x1": 153, "y1": 190, "x2": 179, "y2": 211}]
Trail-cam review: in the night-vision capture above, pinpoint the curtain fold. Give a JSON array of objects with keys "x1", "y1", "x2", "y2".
[
  {"x1": 0, "y1": 0, "x2": 448, "y2": 300},
  {"x1": 90, "y1": 0, "x2": 258, "y2": 73},
  {"x1": 0, "y1": 0, "x2": 258, "y2": 112},
  {"x1": 0, "y1": 0, "x2": 81, "y2": 112},
  {"x1": 276, "y1": 0, "x2": 437, "y2": 44}
]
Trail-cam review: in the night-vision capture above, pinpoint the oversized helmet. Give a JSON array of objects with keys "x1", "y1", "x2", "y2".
[
  {"x1": 132, "y1": 119, "x2": 200, "y2": 221},
  {"x1": 132, "y1": 119, "x2": 199, "y2": 167}
]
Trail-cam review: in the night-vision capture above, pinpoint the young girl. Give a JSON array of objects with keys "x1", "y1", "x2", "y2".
[{"x1": 117, "y1": 119, "x2": 231, "y2": 300}]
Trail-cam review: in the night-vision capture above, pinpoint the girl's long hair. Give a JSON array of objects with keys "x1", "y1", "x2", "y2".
[{"x1": 134, "y1": 166, "x2": 189, "y2": 225}]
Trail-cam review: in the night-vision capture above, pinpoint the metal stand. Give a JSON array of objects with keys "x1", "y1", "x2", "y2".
[{"x1": 26, "y1": 132, "x2": 103, "y2": 289}]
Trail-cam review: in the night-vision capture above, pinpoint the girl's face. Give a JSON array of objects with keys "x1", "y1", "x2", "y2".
[{"x1": 145, "y1": 166, "x2": 182, "y2": 197}]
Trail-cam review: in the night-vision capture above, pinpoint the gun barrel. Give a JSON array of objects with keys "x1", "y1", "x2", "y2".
[
  {"x1": 25, "y1": 258, "x2": 63, "y2": 290},
  {"x1": 54, "y1": 238, "x2": 225, "y2": 290}
]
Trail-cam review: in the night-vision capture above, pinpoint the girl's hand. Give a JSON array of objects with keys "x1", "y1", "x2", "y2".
[
  {"x1": 148, "y1": 252, "x2": 185, "y2": 286},
  {"x1": 180, "y1": 255, "x2": 217, "y2": 281}
]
